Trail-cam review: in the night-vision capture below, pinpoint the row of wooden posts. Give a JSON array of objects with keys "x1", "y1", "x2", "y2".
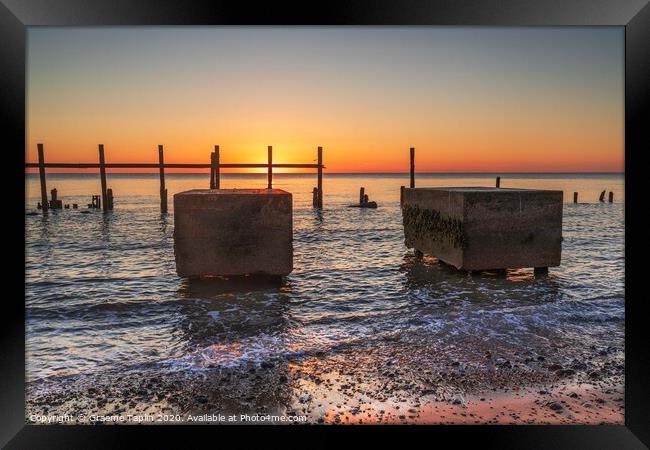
[
  {"x1": 569, "y1": 191, "x2": 614, "y2": 203},
  {"x1": 28, "y1": 144, "x2": 325, "y2": 213},
  {"x1": 31, "y1": 144, "x2": 615, "y2": 213}
]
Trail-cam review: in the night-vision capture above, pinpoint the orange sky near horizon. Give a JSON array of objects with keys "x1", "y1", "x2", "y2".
[{"x1": 26, "y1": 27, "x2": 624, "y2": 174}]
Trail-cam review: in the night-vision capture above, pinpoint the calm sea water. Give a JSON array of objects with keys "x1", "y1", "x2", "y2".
[{"x1": 25, "y1": 173, "x2": 624, "y2": 385}]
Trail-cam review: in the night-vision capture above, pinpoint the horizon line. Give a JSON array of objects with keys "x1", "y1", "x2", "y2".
[{"x1": 25, "y1": 170, "x2": 625, "y2": 175}]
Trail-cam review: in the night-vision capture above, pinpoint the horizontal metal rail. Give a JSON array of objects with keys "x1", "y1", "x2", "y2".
[{"x1": 26, "y1": 163, "x2": 324, "y2": 169}]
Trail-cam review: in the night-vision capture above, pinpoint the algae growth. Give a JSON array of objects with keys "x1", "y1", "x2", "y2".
[{"x1": 402, "y1": 204, "x2": 467, "y2": 249}]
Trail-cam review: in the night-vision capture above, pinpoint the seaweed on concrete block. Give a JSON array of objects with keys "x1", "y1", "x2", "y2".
[{"x1": 402, "y1": 204, "x2": 467, "y2": 249}]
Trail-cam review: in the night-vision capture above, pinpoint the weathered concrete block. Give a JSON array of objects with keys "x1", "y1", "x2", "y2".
[
  {"x1": 173, "y1": 189, "x2": 293, "y2": 278},
  {"x1": 402, "y1": 187, "x2": 563, "y2": 271}
]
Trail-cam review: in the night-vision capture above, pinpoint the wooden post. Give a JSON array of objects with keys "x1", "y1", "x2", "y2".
[
  {"x1": 158, "y1": 145, "x2": 167, "y2": 212},
  {"x1": 214, "y1": 145, "x2": 220, "y2": 189},
  {"x1": 359, "y1": 187, "x2": 365, "y2": 205},
  {"x1": 599, "y1": 190, "x2": 606, "y2": 202},
  {"x1": 209, "y1": 151, "x2": 216, "y2": 189},
  {"x1": 609, "y1": 191, "x2": 614, "y2": 203},
  {"x1": 573, "y1": 192, "x2": 578, "y2": 204},
  {"x1": 409, "y1": 147, "x2": 415, "y2": 188},
  {"x1": 49, "y1": 188, "x2": 61, "y2": 209},
  {"x1": 317, "y1": 146, "x2": 323, "y2": 208},
  {"x1": 267, "y1": 146, "x2": 273, "y2": 189},
  {"x1": 107, "y1": 188, "x2": 114, "y2": 210},
  {"x1": 98, "y1": 144, "x2": 108, "y2": 212},
  {"x1": 496, "y1": 176, "x2": 501, "y2": 188},
  {"x1": 37, "y1": 143, "x2": 49, "y2": 213},
  {"x1": 400, "y1": 185, "x2": 405, "y2": 207}
]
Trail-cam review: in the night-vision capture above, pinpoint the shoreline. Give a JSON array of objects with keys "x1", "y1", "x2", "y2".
[{"x1": 26, "y1": 338, "x2": 624, "y2": 425}]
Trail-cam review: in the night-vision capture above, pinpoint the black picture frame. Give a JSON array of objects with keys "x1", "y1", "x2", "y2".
[{"x1": 2, "y1": 0, "x2": 648, "y2": 447}]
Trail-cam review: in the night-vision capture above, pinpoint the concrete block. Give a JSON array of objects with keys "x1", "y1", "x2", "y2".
[
  {"x1": 173, "y1": 189, "x2": 293, "y2": 278},
  {"x1": 402, "y1": 187, "x2": 563, "y2": 271}
]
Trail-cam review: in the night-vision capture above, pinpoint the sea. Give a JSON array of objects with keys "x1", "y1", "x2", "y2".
[{"x1": 25, "y1": 173, "x2": 624, "y2": 398}]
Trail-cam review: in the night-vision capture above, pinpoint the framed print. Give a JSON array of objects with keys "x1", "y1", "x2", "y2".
[{"x1": 2, "y1": 0, "x2": 649, "y2": 447}]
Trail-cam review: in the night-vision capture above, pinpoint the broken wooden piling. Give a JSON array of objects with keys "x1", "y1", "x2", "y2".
[
  {"x1": 496, "y1": 176, "x2": 501, "y2": 188},
  {"x1": 573, "y1": 192, "x2": 578, "y2": 203},
  {"x1": 209, "y1": 148, "x2": 217, "y2": 189},
  {"x1": 37, "y1": 143, "x2": 48, "y2": 213},
  {"x1": 107, "y1": 189, "x2": 114, "y2": 210},
  {"x1": 98, "y1": 144, "x2": 108, "y2": 212},
  {"x1": 409, "y1": 147, "x2": 415, "y2": 188},
  {"x1": 213, "y1": 145, "x2": 220, "y2": 189},
  {"x1": 349, "y1": 188, "x2": 377, "y2": 208},
  {"x1": 599, "y1": 190, "x2": 606, "y2": 202},
  {"x1": 267, "y1": 146, "x2": 273, "y2": 189},
  {"x1": 317, "y1": 146, "x2": 323, "y2": 209},
  {"x1": 90, "y1": 195, "x2": 101, "y2": 209},
  {"x1": 49, "y1": 188, "x2": 62, "y2": 209},
  {"x1": 158, "y1": 145, "x2": 167, "y2": 212},
  {"x1": 609, "y1": 191, "x2": 614, "y2": 203}
]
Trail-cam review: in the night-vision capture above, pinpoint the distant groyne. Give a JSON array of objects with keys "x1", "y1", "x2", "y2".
[{"x1": 26, "y1": 144, "x2": 325, "y2": 213}]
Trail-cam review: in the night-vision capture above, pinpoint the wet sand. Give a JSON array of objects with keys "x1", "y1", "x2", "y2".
[{"x1": 26, "y1": 338, "x2": 623, "y2": 425}]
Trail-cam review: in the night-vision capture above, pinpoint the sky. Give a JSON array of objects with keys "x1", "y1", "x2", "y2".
[{"x1": 26, "y1": 27, "x2": 624, "y2": 173}]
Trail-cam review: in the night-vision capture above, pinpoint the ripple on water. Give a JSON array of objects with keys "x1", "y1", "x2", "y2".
[{"x1": 25, "y1": 189, "x2": 624, "y2": 382}]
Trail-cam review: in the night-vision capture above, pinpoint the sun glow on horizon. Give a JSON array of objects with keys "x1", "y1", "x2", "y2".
[{"x1": 26, "y1": 27, "x2": 624, "y2": 174}]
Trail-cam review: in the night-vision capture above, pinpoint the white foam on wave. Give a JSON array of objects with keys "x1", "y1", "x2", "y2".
[
  {"x1": 167, "y1": 317, "x2": 449, "y2": 372},
  {"x1": 172, "y1": 333, "x2": 301, "y2": 370}
]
